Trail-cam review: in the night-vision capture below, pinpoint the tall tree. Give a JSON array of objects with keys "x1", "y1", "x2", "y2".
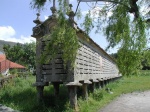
[{"x1": 3, "y1": 42, "x2": 36, "y2": 68}]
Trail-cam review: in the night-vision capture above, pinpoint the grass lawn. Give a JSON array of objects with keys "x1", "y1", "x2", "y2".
[{"x1": 0, "y1": 71, "x2": 150, "y2": 112}]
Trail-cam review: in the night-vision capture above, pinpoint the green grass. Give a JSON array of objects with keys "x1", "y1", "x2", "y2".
[
  {"x1": 0, "y1": 71, "x2": 150, "y2": 112},
  {"x1": 0, "y1": 76, "x2": 70, "y2": 112},
  {"x1": 78, "y1": 71, "x2": 150, "y2": 112}
]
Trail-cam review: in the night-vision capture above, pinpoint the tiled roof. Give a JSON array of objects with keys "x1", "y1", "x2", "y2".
[
  {"x1": 0, "y1": 54, "x2": 6, "y2": 62},
  {"x1": 9, "y1": 61, "x2": 25, "y2": 69},
  {"x1": 0, "y1": 60, "x2": 10, "y2": 73},
  {"x1": 0, "y1": 54, "x2": 26, "y2": 73}
]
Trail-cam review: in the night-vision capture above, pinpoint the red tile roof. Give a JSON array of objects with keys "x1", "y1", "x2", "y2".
[
  {"x1": 0, "y1": 60, "x2": 10, "y2": 73},
  {"x1": 0, "y1": 54, "x2": 26, "y2": 73},
  {"x1": 9, "y1": 61, "x2": 25, "y2": 69},
  {"x1": 0, "y1": 54, "x2": 6, "y2": 62}
]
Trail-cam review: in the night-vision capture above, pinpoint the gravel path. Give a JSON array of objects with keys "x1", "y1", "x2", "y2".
[
  {"x1": 0, "y1": 104, "x2": 19, "y2": 112},
  {"x1": 99, "y1": 91, "x2": 150, "y2": 112}
]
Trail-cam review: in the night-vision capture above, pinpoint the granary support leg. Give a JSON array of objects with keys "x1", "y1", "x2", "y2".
[
  {"x1": 111, "y1": 77, "x2": 115, "y2": 82},
  {"x1": 109, "y1": 78, "x2": 112, "y2": 83},
  {"x1": 52, "y1": 82, "x2": 60, "y2": 97},
  {"x1": 95, "y1": 79, "x2": 101, "y2": 89},
  {"x1": 98, "y1": 81, "x2": 102, "y2": 89},
  {"x1": 107, "y1": 78, "x2": 110, "y2": 84},
  {"x1": 100, "y1": 80, "x2": 104, "y2": 88},
  {"x1": 68, "y1": 86, "x2": 78, "y2": 111},
  {"x1": 104, "y1": 79, "x2": 107, "y2": 86},
  {"x1": 82, "y1": 83, "x2": 88, "y2": 100},
  {"x1": 37, "y1": 86, "x2": 44, "y2": 102},
  {"x1": 89, "y1": 81, "x2": 96, "y2": 93}
]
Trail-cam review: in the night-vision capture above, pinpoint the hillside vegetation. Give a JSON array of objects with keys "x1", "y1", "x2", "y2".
[{"x1": 0, "y1": 40, "x2": 17, "y2": 52}]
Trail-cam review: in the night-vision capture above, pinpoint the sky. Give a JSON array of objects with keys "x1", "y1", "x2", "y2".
[{"x1": 0, "y1": 0, "x2": 118, "y2": 53}]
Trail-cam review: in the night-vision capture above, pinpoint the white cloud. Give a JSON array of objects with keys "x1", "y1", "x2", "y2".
[
  {"x1": 0, "y1": 26, "x2": 15, "y2": 38},
  {"x1": 44, "y1": 15, "x2": 49, "y2": 20},
  {"x1": 0, "y1": 26, "x2": 35, "y2": 44}
]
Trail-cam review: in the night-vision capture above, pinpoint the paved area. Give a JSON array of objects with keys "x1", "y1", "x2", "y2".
[
  {"x1": 0, "y1": 104, "x2": 18, "y2": 112},
  {"x1": 99, "y1": 91, "x2": 150, "y2": 112}
]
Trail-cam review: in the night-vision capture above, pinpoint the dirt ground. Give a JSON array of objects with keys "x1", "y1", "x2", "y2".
[{"x1": 99, "y1": 91, "x2": 150, "y2": 112}]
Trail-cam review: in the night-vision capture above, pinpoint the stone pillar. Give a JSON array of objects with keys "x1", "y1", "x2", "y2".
[
  {"x1": 81, "y1": 80, "x2": 92, "y2": 100},
  {"x1": 104, "y1": 80, "x2": 107, "y2": 86},
  {"x1": 98, "y1": 80, "x2": 102, "y2": 89},
  {"x1": 96, "y1": 79, "x2": 102, "y2": 89},
  {"x1": 37, "y1": 86, "x2": 44, "y2": 102},
  {"x1": 66, "y1": 82, "x2": 82, "y2": 111},
  {"x1": 82, "y1": 83, "x2": 88, "y2": 100},
  {"x1": 109, "y1": 77, "x2": 112, "y2": 83},
  {"x1": 68, "y1": 86, "x2": 78, "y2": 111},
  {"x1": 52, "y1": 82, "x2": 60, "y2": 97},
  {"x1": 100, "y1": 80, "x2": 104, "y2": 88},
  {"x1": 89, "y1": 82, "x2": 95, "y2": 93},
  {"x1": 107, "y1": 78, "x2": 110, "y2": 84}
]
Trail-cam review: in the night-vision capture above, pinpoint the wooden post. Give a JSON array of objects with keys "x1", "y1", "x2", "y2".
[
  {"x1": 52, "y1": 82, "x2": 60, "y2": 97},
  {"x1": 68, "y1": 86, "x2": 78, "y2": 111}
]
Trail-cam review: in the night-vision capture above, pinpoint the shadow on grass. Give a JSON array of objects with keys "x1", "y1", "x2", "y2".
[{"x1": 1, "y1": 85, "x2": 70, "y2": 112}]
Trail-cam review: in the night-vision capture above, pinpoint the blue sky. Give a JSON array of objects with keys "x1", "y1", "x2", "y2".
[{"x1": 0, "y1": 0, "x2": 118, "y2": 53}]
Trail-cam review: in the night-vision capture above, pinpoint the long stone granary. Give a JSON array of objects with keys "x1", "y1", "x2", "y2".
[{"x1": 31, "y1": 8, "x2": 121, "y2": 110}]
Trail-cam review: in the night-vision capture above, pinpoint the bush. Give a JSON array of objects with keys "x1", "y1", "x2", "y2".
[
  {"x1": 92, "y1": 90, "x2": 104, "y2": 101},
  {"x1": 10, "y1": 69, "x2": 18, "y2": 75},
  {"x1": 0, "y1": 73, "x2": 4, "y2": 78}
]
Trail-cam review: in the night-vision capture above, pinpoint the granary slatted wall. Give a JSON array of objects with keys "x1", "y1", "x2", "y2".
[
  {"x1": 73, "y1": 32, "x2": 119, "y2": 82},
  {"x1": 40, "y1": 34, "x2": 119, "y2": 83}
]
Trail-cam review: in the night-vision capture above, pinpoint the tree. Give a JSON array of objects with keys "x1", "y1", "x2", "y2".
[
  {"x1": 22, "y1": 42, "x2": 36, "y2": 68},
  {"x1": 30, "y1": 0, "x2": 150, "y2": 75},
  {"x1": 142, "y1": 48, "x2": 150, "y2": 70},
  {"x1": 3, "y1": 43, "x2": 24, "y2": 64},
  {"x1": 3, "y1": 42, "x2": 36, "y2": 69}
]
